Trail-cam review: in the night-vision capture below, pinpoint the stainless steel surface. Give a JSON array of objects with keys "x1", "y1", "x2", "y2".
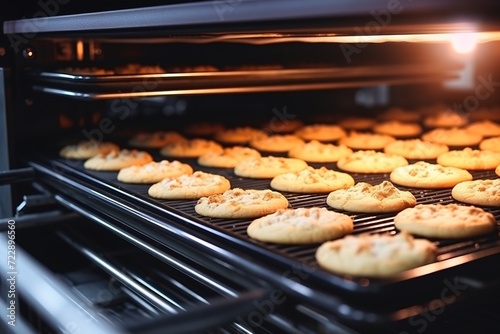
[
  {"x1": 4, "y1": 0, "x2": 499, "y2": 35},
  {"x1": 0, "y1": 68, "x2": 12, "y2": 217},
  {"x1": 0, "y1": 234, "x2": 127, "y2": 334}
]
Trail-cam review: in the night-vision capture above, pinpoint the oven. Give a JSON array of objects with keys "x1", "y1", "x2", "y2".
[{"x1": 1, "y1": 1, "x2": 500, "y2": 333}]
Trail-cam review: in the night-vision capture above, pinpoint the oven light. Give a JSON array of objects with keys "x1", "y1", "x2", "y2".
[
  {"x1": 450, "y1": 33, "x2": 478, "y2": 54},
  {"x1": 76, "y1": 40, "x2": 84, "y2": 61}
]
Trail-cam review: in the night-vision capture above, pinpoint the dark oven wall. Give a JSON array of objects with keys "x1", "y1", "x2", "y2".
[{"x1": 12, "y1": 37, "x2": 500, "y2": 160}]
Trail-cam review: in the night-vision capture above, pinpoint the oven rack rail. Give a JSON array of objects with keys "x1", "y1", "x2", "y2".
[
  {"x1": 4, "y1": 0, "x2": 500, "y2": 37},
  {"x1": 28, "y1": 157, "x2": 500, "y2": 326},
  {"x1": 27, "y1": 64, "x2": 460, "y2": 100}
]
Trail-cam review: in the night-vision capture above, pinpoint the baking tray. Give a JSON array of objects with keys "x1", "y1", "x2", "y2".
[{"x1": 30, "y1": 156, "x2": 500, "y2": 323}]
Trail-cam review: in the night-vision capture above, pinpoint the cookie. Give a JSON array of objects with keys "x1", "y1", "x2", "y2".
[
  {"x1": 129, "y1": 131, "x2": 186, "y2": 148},
  {"x1": 195, "y1": 188, "x2": 289, "y2": 219},
  {"x1": 214, "y1": 126, "x2": 268, "y2": 145},
  {"x1": 338, "y1": 132, "x2": 396, "y2": 150},
  {"x1": 390, "y1": 161, "x2": 472, "y2": 188},
  {"x1": 421, "y1": 128, "x2": 483, "y2": 147},
  {"x1": 437, "y1": 148, "x2": 500, "y2": 170},
  {"x1": 184, "y1": 122, "x2": 225, "y2": 137},
  {"x1": 315, "y1": 231, "x2": 437, "y2": 278},
  {"x1": 465, "y1": 120, "x2": 500, "y2": 138},
  {"x1": 452, "y1": 179, "x2": 500, "y2": 206},
  {"x1": 469, "y1": 107, "x2": 500, "y2": 122},
  {"x1": 288, "y1": 140, "x2": 353, "y2": 163},
  {"x1": 377, "y1": 107, "x2": 421, "y2": 122},
  {"x1": 384, "y1": 139, "x2": 449, "y2": 160},
  {"x1": 197, "y1": 146, "x2": 261, "y2": 168},
  {"x1": 423, "y1": 111, "x2": 468, "y2": 128},
  {"x1": 117, "y1": 160, "x2": 193, "y2": 184},
  {"x1": 326, "y1": 180, "x2": 416, "y2": 213},
  {"x1": 270, "y1": 166, "x2": 355, "y2": 193},
  {"x1": 249, "y1": 134, "x2": 305, "y2": 153},
  {"x1": 84, "y1": 149, "x2": 152, "y2": 171},
  {"x1": 247, "y1": 207, "x2": 353, "y2": 244},
  {"x1": 479, "y1": 136, "x2": 500, "y2": 153},
  {"x1": 373, "y1": 121, "x2": 422, "y2": 138},
  {"x1": 234, "y1": 156, "x2": 308, "y2": 179},
  {"x1": 59, "y1": 141, "x2": 119, "y2": 159},
  {"x1": 393, "y1": 204, "x2": 497, "y2": 239},
  {"x1": 336, "y1": 117, "x2": 376, "y2": 130},
  {"x1": 294, "y1": 124, "x2": 346, "y2": 142},
  {"x1": 261, "y1": 118, "x2": 303, "y2": 134},
  {"x1": 148, "y1": 171, "x2": 230, "y2": 200},
  {"x1": 160, "y1": 138, "x2": 223, "y2": 158},
  {"x1": 336, "y1": 150, "x2": 408, "y2": 174}
]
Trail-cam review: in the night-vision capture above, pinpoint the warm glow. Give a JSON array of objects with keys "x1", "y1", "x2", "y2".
[
  {"x1": 76, "y1": 40, "x2": 84, "y2": 61},
  {"x1": 451, "y1": 33, "x2": 478, "y2": 54}
]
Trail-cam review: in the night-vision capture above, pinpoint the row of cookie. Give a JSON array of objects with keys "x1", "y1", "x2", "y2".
[
  {"x1": 76, "y1": 148, "x2": 499, "y2": 279},
  {"x1": 128, "y1": 119, "x2": 500, "y2": 152},
  {"x1": 193, "y1": 181, "x2": 496, "y2": 279},
  {"x1": 315, "y1": 203, "x2": 497, "y2": 278},
  {"x1": 59, "y1": 134, "x2": 500, "y2": 172},
  {"x1": 249, "y1": 202, "x2": 496, "y2": 278},
  {"x1": 133, "y1": 129, "x2": 500, "y2": 160},
  {"x1": 60, "y1": 139, "x2": 500, "y2": 180},
  {"x1": 174, "y1": 106, "x2": 500, "y2": 139},
  {"x1": 105, "y1": 152, "x2": 499, "y2": 209}
]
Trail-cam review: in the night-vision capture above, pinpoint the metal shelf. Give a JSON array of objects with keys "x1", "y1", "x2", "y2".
[{"x1": 28, "y1": 64, "x2": 460, "y2": 100}]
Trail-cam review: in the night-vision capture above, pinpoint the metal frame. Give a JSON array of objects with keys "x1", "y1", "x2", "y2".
[
  {"x1": 0, "y1": 68, "x2": 12, "y2": 217},
  {"x1": 3, "y1": 0, "x2": 500, "y2": 35}
]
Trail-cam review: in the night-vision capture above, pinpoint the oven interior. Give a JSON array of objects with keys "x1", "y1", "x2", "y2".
[{"x1": 2, "y1": 2, "x2": 500, "y2": 333}]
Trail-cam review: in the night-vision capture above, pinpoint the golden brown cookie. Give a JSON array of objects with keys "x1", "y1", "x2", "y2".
[
  {"x1": 423, "y1": 111, "x2": 468, "y2": 128},
  {"x1": 249, "y1": 134, "x2": 305, "y2": 153},
  {"x1": 287, "y1": 140, "x2": 353, "y2": 163},
  {"x1": 148, "y1": 171, "x2": 230, "y2": 200},
  {"x1": 234, "y1": 156, "x2": 308, "y2": 179},
  {"x1": 437, "y1": 148, "x2": 500, "y2": 170},
  {"x1": 469, "y1": 107, "x2": 500, "y2": 122},
  {"x1": 160, "y1": 138, "x2": 223, "y2": 158},
  {"x1": 59, "y1": 141, "x2": 119, "y2": 159},
  {"x1": 337, "y1": 150, "x2": 408, "y2": 174},
  {"x1": 465, "y1": 120, "x2": 500, "y2": 138},
  {"x1": 117, "y1": 160, "x2": 193, "y2": 184},
  {"x1": 184, "y1": 122, "x2": 225, "y2": 137},
  {"x1": 195, "y1": 188, "x2": 289, "y2": 219},
  {"x1": 129, "y1": 131, "x2": 186, "y2": 148},
  {"x1": 394, "y1": 204, "x2": 497, "y2": 239},
  {"x1": 337, "y1": 117, "x2": 376, "y2": 130},
  {"x1": 214, "y1": 126, "x2": 267, "y2": 145},
  {"x1": 270, "y1": 166, "x2": 355, "y2": 193},
  {"x1": 197, "y1": 146, "x2": 261, "y2": 168},
  {"x1": 338, "y1": 131, "x2": 396, "y2": 150},
  {"x1": 479, "y1": 137, "x2": 500, "y2": 153},
  {"x1": 390, "y1": 161, "x2": 472, "y2": 188},
  {"x1": 84, "y1": 149, "x2": 152, "y2": 171},
  {"x1": 315, "y1": 231, "x2": 437, "y2": 278},
  {"x1": 261, "y1": 118, "x2": 303, "y2": 134},
  {"x1": 373, "y1": 121, "x2": 422, "y2": 138},
  {"x1": 326, "y1": 180, "x2": 416, "y2": 213},
  {"x1": 294, "y1": 124, "x2": 346, "y2": 142},
  {"x1": 452, "y1": 179, "x2": 500, "y2": 206},
  {"x1": 377, "y1": 107, "x2": 421, "y2": 122},
  {"x1": 247, "y1": 207, "x2": 353, "y2": 244},
  {"x1": 384, "y1": 139, "x2": 449, "y2": 160},
  {"x1": 421, "y1": 128, "x2": 483, "y2": 147}
]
